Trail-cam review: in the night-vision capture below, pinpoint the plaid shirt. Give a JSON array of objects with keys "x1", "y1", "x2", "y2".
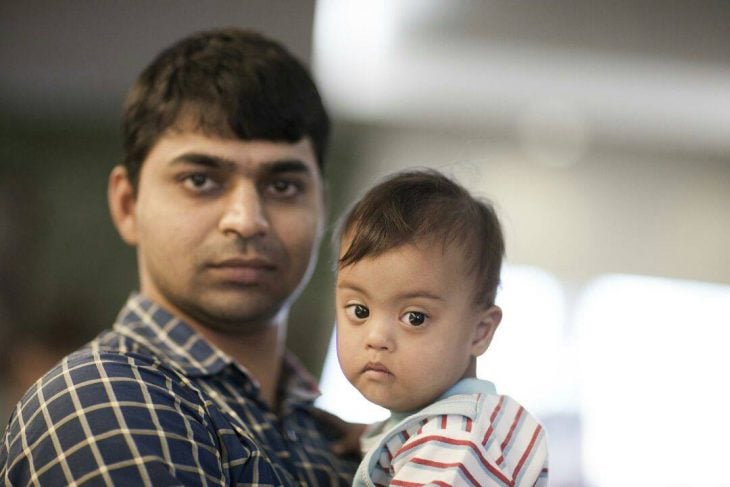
[{"x1": 0, "y1": 293, "x2": 358, "y2": 486}]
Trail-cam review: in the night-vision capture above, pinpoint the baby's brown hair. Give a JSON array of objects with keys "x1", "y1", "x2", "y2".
[{"x1": 336, "y1": 169, "x2": 505, "y2": 306}]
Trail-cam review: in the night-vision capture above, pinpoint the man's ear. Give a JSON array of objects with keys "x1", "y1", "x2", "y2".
[
  {"x1": 471, "y1": 305, "x2": 502, "y2": 357},
  {"x1": 108, "y1": 165, "x2": 138, "y2": 246}
]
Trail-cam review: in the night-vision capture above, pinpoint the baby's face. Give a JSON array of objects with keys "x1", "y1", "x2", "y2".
[{"x1": 335, "y1": 239, "x2": 499, "y2": 413}]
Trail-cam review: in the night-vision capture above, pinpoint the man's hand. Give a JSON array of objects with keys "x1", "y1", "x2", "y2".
[{"x1": 310, "y1": 408, "x2": 367, "y2": 456}]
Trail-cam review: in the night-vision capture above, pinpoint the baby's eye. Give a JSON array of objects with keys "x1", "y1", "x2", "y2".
[
  {"x1": 346, "y1": 304, "x2": 370, "y2": 320},
  {"x1": 354, "y1": 305, "x2": 369, "y2": 319},
  {"x1": 405, "y1": 311, "x2": 426, "y2": 327}
]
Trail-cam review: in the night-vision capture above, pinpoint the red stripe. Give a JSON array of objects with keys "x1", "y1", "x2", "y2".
[
  {"x1": 512, "y1": 424, "x2": 542, "y2": 479},
  {"x1": 500, "y1": 406, "x2": 524, "y2": 451},
  {"x1": 390, "y1": 481, "x2": 450, "y2": 487},
  {"x1": 483, "y1": 424, "x2": 494, "y2": 446},
  {"x1": 490, "y1": 396, "x2": 505, "y2": 423},
  {"x1": 395, "y1": 434, "x2": 512, "y2": 485},
  {"x1": 483, "y1": 396, "x2": 505, "y2": 445},
  {"x1": 394, "y1": 481, "x2": 450, "y2": 487},
  {"x1": 417, "y1": 419, "x2": 428, "y2": 435},
  {"x1": 441, "y1": 415, "x2": 448, "y2": 429},
  {"x1": 411, "y1": 457, "x2": 487, "y2": 487}
]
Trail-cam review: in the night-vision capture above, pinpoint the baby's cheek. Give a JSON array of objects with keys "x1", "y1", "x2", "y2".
[
  {"x1": 409, "y1": 354, "x2": 456, "y2": 393},
  {"x1": 335, "y1": 338, "x2": 354, "y2": 373}
]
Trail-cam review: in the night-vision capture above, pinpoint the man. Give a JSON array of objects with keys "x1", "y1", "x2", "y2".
[{"x1": 1, "y1": 28, "x2": 358, "y2": 485}]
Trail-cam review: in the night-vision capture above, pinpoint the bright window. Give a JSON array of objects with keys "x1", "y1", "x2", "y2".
[
  {"x1": 477, "y1": 265, "x2": 569, "y2": 416},
  {"x1": 577, "y1": 274, "x2": 730, "y2": 486}
]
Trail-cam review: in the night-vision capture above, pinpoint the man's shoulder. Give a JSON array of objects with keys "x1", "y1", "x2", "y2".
[
  {"x1": 6, "y1": 344, "x2": 206, "y2": 436},
  {"x1": 36, "y1": 343, "x2": 197, "y2": 404},
  {"x1": 0, "y1": 343, "x2": 233, "y2": 486}
]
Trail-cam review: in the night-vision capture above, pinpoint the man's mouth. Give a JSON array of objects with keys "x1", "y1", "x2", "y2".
[
  {"x1": 207, "y1": 257, "x2": 277, "y2": 284},
  {"x1": 210, "y1": 257, "x2": 276, "y2": 269}
]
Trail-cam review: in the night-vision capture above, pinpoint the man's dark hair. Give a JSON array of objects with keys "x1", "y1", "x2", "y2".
[
  {"x1": 122, "y1": 28, "x2": 329, "y2": 189},
  {"x1": 336, "y1": 169, "x2": 505, "y2": 306}
]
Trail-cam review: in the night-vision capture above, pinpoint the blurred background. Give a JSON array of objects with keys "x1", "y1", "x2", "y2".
[{"x1": 1, "y1": 1, "x2": 729, "y2": 485}]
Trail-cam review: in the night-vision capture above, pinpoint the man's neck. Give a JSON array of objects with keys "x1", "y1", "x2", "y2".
[
  {"x1": 199, "y1": 322, "x2": 287, "y2": 409},
  {"x1": 162, "y1": 301, "x2": 288, "y2": 409},
  {"x1": 140, "y1": 289, "x2": 290, "y2": 409}
]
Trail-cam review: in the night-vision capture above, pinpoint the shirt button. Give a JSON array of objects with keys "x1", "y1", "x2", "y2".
[{"x1": 286, "y1": 429, "x2": 298, "y2": 442}]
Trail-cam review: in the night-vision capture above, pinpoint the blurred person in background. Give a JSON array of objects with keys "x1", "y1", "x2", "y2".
[
  {"x1": 0, "y1": 306, "x2": 90, "y2": 423},
  {"x1": 0, "y1": 28, "x2": 359, "y2": 485},
  {"x1": 0, "y1": 180, "x2": 92, "y2": 423}
]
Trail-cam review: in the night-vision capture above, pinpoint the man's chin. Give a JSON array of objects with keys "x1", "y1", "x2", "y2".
[
  {"x1": 178, "y1": 292, "x2": 285, "y2": 332},
  {"x1": 202, "y1": 305, "x2": 280, "y2": 331}
]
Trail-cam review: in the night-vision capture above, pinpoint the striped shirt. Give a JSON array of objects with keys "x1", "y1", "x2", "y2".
[
  {"x1": 0, "y1": 293, "x2": 358, "y2": 486},
  {"x1": 355, "y1": 379, "x2": 548, "y2": 487}
]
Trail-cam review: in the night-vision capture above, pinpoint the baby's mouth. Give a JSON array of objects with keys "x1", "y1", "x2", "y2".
[{"x1": 362, "y1": 362, "x2": 393, "y2": 375}]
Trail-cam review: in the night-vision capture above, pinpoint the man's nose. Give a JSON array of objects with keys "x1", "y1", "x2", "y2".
[
  {"x1": 365, "y1": 318, "x2": 395, "y2": 352},
  {"x1": 218, "y1": 181, "x2": 270, "y2": 238}
]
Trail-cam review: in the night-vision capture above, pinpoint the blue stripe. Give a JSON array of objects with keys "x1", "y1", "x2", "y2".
[
  {"x1": 513, "y1": 428, "x2": 545, "y2": 485},
  {"x1": 502, "y1": 410, "x2": 528, "y2": 459}
]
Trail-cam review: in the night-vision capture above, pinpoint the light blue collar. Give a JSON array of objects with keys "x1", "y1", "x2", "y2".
[
  {"x1": 388, "y1": 377, "x2": 498, "y2": 420},
  {"x1": 439, "y1": 377, "x2": 497, "y2": 399}
]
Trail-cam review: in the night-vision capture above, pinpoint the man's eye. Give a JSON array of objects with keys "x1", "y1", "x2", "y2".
[
  {"x1": 347, "y1": 304, "x2": 370, "y2": 320},
  {"x1": 405, "y1": 311, "x2": 426, "y2": 327},
  {"x1": 268, "y1": 179, "x2": 301, "y2": 197},
  {"x1": 183, "y1": 173, "x2": 218, "y2": 192}
]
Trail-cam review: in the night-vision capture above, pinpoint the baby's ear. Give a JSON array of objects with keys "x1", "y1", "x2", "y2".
[{"x1": 471, "y1": 305, "x2": 502, "y2": 357}]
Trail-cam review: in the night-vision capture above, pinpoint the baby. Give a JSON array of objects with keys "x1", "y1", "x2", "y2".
[{"x1": 334, "y1": 169, "x2": 548, "y2": 486}]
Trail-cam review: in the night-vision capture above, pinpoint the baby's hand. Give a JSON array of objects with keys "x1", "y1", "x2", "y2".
[{"x1": 310, "y1": 408, "x2": 367, "y2": 456}]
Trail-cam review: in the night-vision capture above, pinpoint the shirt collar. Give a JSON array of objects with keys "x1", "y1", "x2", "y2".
[
  {"x1": 440, "y1": 377, "x2": 497, "y2": 398},
  {"x1": 113, "y1": 292, "x2": 232, "y2": 377},
  {"x1": 279, "y1": 352, "x2": 321, "y2": 405},
  {"x1": 112, "y1": 293, "x2": 322, "y2": 404},
  {"x1": 387, "y1": 377, "x2": 498, "y2": 421}
]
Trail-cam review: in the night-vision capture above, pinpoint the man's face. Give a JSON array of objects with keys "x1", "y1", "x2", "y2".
[
  {"x1": 112, "y1": 131, "x2": 325, "y2": 333},
  {"x1": 335, "y1": 239, "x2": 500, "y2": 413}
]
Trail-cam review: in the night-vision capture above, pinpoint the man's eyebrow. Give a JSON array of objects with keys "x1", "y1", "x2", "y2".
[
  {"x1": 168, "y1": 153, "x2": 312, "y2": 175},
  {"x1": 170, "y1": 153, "x2": 235, "y2": 169},
  {"x1": 263, "y1": 159, "x2": 312, "y2": 175}
]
